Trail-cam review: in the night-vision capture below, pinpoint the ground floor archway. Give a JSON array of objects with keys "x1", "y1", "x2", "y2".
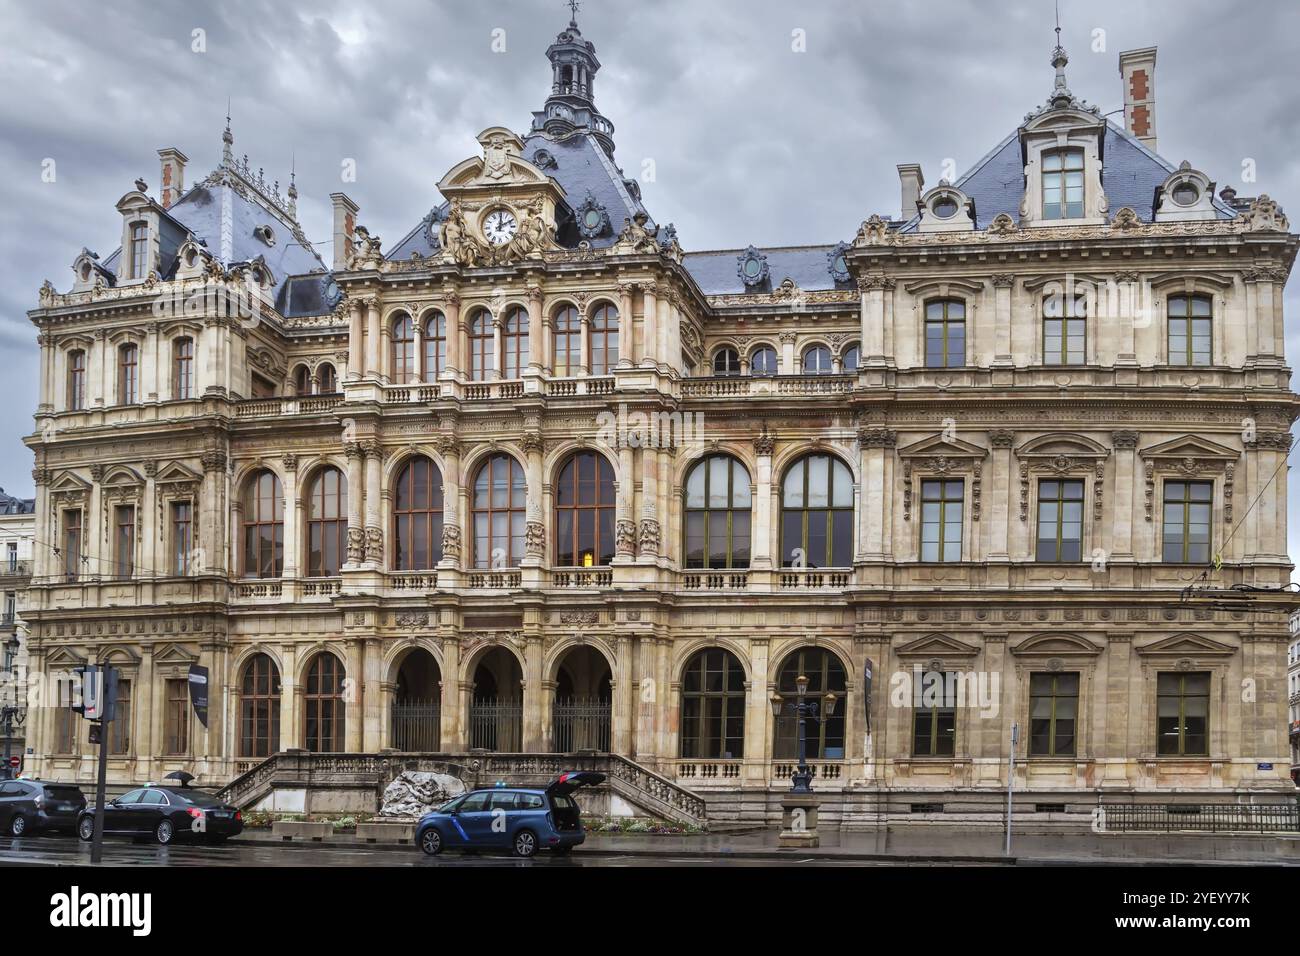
[
  {"x1": 552, "y1": 645, "x2": 612, "y2": 752},
  {"x1": 469, "y1": 647, "x2": 523, "y2": 751},
  {"x1": 391, "y1": 648, "x2": 441, "y2": 751}
]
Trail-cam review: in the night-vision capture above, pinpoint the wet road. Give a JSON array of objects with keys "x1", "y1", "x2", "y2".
[{"x1": 0, "y1": 833, "x2": 968, "y2": 867}]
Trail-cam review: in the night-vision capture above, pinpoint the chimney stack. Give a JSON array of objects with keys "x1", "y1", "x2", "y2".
[
  {"x1": 157, "y1": 147, "x2": 188, "y2": 209},
  {"x1": 897, "y1": 163, "x2": 925, "y2": 220},
  {"x1": 1119, "y1": 47, "x2": 1157, "y2": 152},
  {"x1": 330, "y1": 192, "x2": 359, "y2": 270}
]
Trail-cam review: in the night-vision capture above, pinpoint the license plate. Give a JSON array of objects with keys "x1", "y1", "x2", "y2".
[{"x1": 211, "y1": 811, "x2": 229, "y2": 818}]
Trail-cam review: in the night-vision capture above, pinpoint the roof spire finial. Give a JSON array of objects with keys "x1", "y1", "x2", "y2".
[
  {"x1": 1049, "y1": 0, "x2": 1071, "y2": 102},
  {"x1": 567, "y1": 0, "x2": 580, "y2": 27},
  {"x1": 222, "y1": 99, "x2": 234, "y2": 165}
]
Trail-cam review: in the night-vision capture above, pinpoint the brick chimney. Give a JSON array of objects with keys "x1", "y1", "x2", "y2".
[
  {"x1": 897, "y1": 163, "x2": 925, "y2": 220},
  {"x1": 330, "y1": 192, "x2": 359, "y2": 270},
  {"x1": 1119, "y1": 47, "x2": 1157, "y2": 152},
  {"x1": 157, "y1": 147, "x2": 188, "y2": 209}
]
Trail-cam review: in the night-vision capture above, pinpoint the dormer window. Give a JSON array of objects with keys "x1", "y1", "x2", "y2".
[
  {"x1": 931, "y1": 196, "x2": 959, "y2": 219},
  {"x1": 128, "y1": 221, "x2": 149, "y2": 279},
  {"x1": 1042, "y1": 149, "x2": 1084, "y2": 219},
  {"x1": 1171, "y1": 182, "x2": 1200, "y2": 206}
]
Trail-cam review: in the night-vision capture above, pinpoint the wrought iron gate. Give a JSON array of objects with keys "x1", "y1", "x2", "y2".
[
  {"x1": 469, "y1": 698, "x2": 523, "y2": 751},
  {"x1": 552, "y1": 697, "x2": 611, "y2": 752},
  {"x1": 390, "y1": 699, "x2": 441, "y2": 751}
]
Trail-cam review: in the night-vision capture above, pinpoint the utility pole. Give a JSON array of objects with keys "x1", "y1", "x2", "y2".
[{"x1": 75, "y1": 664, "x2": 116, "y2": 865}]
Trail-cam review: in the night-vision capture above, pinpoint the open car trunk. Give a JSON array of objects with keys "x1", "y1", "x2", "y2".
[{"x1": 545, "y1": 771, "x2": 606, "y2": 831}]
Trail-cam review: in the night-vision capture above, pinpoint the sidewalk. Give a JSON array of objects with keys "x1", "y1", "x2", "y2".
[{"x1": 235, "y1": 825, "x2": 1300, "y2": 866}]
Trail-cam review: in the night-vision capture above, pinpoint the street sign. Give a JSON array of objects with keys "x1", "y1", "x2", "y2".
[
  {"x1": 7, "y1": 756, "x2": 18, "y2": 769},
  {"x1": 189, "y1": 664, "x2": 209, "y2": 729}
]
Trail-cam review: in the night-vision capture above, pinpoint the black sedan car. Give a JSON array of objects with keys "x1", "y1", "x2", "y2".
[
  {"x1": 0, "y1": 779, "x2": 87, "y2": 836},
  {"x1": 78, "y1": 784, "x2": 244, "y2": 845}
]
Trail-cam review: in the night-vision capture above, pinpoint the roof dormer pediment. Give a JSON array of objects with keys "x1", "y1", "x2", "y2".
[{"x1": 897, "y1": 434, "x2": 988, "y2": 459}]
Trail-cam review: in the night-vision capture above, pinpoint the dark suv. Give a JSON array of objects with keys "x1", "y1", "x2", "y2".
[{"x1": 0, "y1": 779, "x2": 87, "y2": 836}]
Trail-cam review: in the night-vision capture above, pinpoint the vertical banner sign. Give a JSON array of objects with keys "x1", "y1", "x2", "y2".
[
  {"x1": 862, "y1": 659, "x2": 873, "y2": 733},
  {"x1": 188, "y1": 664, "x2": 210, "y2": 729}
]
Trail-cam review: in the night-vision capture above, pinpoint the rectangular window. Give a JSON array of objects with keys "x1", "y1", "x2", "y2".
[
  {"x1": 114, "y1": 505, "x2": 135, "y2": 578},
  {"x1": 171, "y1": 501, "x2": 193, "y2": 575},
  {"x1": 1035, "y1": 479, "x2": 1085, "y2": 561},
  {"x1": 1157, "y1": 672, "x2": 1210, "y2": 756},
  {"x1": 55, "y1": 700, "x2": 76, "y2": 754},
  {"x1": 1042, "y1": 149, "x2": 1084, "y2": 219},
  {"x1": 129, "y1": 222, "x2": 149, "y2": 280},
  {"x1": 173, "y1": 338, "x2": 194, "y2": 399},
  {"x1": 109, "y1": 679, "x2": 132, "y2": 755},
  {"x1": 1162, "y1": 481, "x2": 1213, "y2": 563},
  {"x1": 924, "y1": 300, "x2": 966, "y2": 368},
  {"x1": 912, "y1": 670, "x2": 956, "y2": 757},
  {"x1": 1167, "y1": 294, "x2": 1212, "y2": 366},
  {"x1": 62, "y1": 509, "x2": 82, "y2": 581},
  {"x1": 3, "y1": 591, "x2": 14, "y2": 625},
  {"x1": 920, "y1": 479, "x2": 963, "y2": 562},
  {"x1": 165, "y1": 678, "x2": 190, "y2": 755},
  {"x1": 67, "y1": 350, "x2": 86, "y2": 410},
  {"x1": 118, "y1": 344, "x2": 138, "y2": 404},
  {"x1": 1029, "y1": 672, "x2": 1079, "y2": 756},
  {"x1": 6, "y1": 542, "x2": 16, "y2": 571},
  {"x1": 1043, "y1": 294, "x2": 1086, "y2": 365}
]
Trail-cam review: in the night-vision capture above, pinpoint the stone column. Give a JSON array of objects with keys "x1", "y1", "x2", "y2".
[
  {"x1": 633, "y1": 636, "x2": 656, "y2": 760},
  {"x1": 638, "y1": 446, "x2": 659, "y2": 562},
  {"x1": 657, "y1": 288, "x2": 672, "y2": 371},
  {"x1": 1110, "y1": 430, "x2": 1138, "y2": 560},
  {"x1": 613, "y1": 635, "x2": 634, "y2": 755},
  {"x1": 618, "y1": 282, "x2": 636, "y2": 366},
  {"x1": 991, "y1": 274, "x2": 1014, "y2": 365},
  {"x1": 347, "y1": 299, "x2": 363, "y2": 381},
  {"x1": 363, "y1": 638, "x2": 382, "y2": 752},
  {"x1": 436, "y1": 437, "x2": 463, "y2": 570},
  {"x1": 137, "y1": 645, "x2": 155, "y2": 779},
  {"x1": 522, "y1": 433, "x2": 545, "y2": 568},
  {"x1": 90, "y1": 329, "x2": 107, "y2": 407},
  {"x1": 439, "y1": 634, "x2": 461, "y2": 749},
  {"x1": 743, "y1": 639, "x2": 770, "y2": 781},
  {"x1": 364, "y1": 298, "x2": 380, "y2": 379},
  {"x1": 859, "y1": 276, "x2": 886, "y2": 366},
  {"x1": 779, "y1": 330, "x2": 797, "y2": 374},
  {"x1": 343, "y1": 442, "x2": 364, "y2": 569},
  {"x1": 281, "y1": 454, "x2": 299, "y2": 578},
  {"x1": 412, "y1": 319, "x2": 424, "y2": 384},
  {"x1": 86, "y1": 465, "x2": 103, "y2": 578},
  {"x1": 857, "y1": 427, "x2": 895, "y2": 562},
  {"x1": 640, "y1": 283, "x2": 658, "y2": 368},
  {"x1": 280, "y1": 644, "x2": 299, "y2": 751},
  {"x1": 141, "y1": 462, "x2": 158, "y2": 576},
  {"x1": 523, "y1": 635, "x2": 545, "y2": 751},
  {"x1": 362, "y1": 441, "x2": 383, "y2": 567},
  {"x1": 345, "y1": 639, "x2": 364, "y2": 751},
  {"x1": 443, "y1": 291, "x2": 463, "y2": 379},
  {"x1": 752, "y1": 430, "x2": 775, "y2": 570},
  {"x1": 988, "y1": 430, "x2": 1015, "y2": 560},
  {"x1": 578, "y1": 313, "x2": 591, "y2": 375},
  {"x1": 491, "y1": 315, "x2": 504, "y2": 381},
  {"x1": 526, "y1": 284, "x2": 544, "y2": 375},
  {"x1": 614, "y1": 443, "x2": 636, "y2": 562}
]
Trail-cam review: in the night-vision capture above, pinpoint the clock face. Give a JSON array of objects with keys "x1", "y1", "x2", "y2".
[{"x1": 483, "y1": 208, "x2": 518, "y2": 246}]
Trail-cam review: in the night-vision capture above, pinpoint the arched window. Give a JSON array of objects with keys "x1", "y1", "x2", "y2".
[
  {"x1": 240, "y1": 654, "x2": 281, "y2": 758},
  {"x1": 750, "y1": 345, "x2": 777, "y2": 376},
  {"x1": 306, "y1": 467, "x2": 347, "y2": 576},
  {"x1": 118, "y1": 343, "x2": 138, "y2": 404},
  {"x1": 802, "y1": 345, "x2": 832, "y2": 374},
  {"x1": 500, "y1": 307, "x2": 528, "y2": 379},
  {"x1": 555, "y1": 453, "x2": 615, "y2": 567},
  {"x1": 292, "y1": 364, "x2": 311, "y2": 396},
  {"x1": 472, "y1": 454, "x2": 526, "y2": 568},
  {"x1": 391, "y1": 314, "x2": 415, "y2": 384},
  {"x1": 173, "y1": 337, "x2": 194, "y2": 399},
  {"x1": 317, "y1": 363, "x2": 337, "y2": 394},
  {"x1": 242, "y1": 470, "x2": 284, "y2": 578},
  {"x1": 423, "y1": 311, "x2": 446, "y2": 379},
  {"x1": 713, "y1": 347, "x2": 740, "y2": 376},
  {"x1": 841, "y1": 344, "x2": 860, "y2": 372},
  {"x1": 67, "y1": 349, "x2": 86, "y2": 410},
  {"x1": 589, "y1": 303, "x2": 618, "y2": 375},
  {"x1": 679, "y1": 649, "x2": 745, "y2": 759},
  {"x1": 553, "y1": 306, "x2": 581, "y2": 376},
  {"x1": 780, "y1": 454, "x2": 854, "y2": 568},
  {"x1": 469, "y1": 311, "x2": 492, "y2": 381},
  {"x1": 303, "y1": 653, "x2": 345, "y2": 753},
  {"x1": 773, "y1": 648, "x2": 847, "y2": 759},
  {"x1": 393, "y1": 456, "x2": 444, "y2": 570},
  {"x1": 684, "y1": 455, "x2": 751, "y2": 569}
]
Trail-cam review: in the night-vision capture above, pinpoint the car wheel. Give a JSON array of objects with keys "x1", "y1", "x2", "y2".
[
  {"x1": 419, "y1": 828, "x2": 442, "y2": 856},
  {"x1": 77, "y1": 817, "x2": 94, "y2": 842},
  {"x1": 512, "y1": 829, "x2": 538, "y2": 858},
  {"x1": 8, "y1": 814, "x2": 27, "y2": 837},
  {"x1": 154, "y1": 819, "x2": 175, "y2": 845}
]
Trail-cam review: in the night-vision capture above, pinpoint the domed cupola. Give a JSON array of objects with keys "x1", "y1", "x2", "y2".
[{"x1": 529, "y1": 7, "x2": 616, "y2": 155}]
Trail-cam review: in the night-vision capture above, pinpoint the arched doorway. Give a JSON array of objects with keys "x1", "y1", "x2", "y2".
[
  {"x1": 469, "y1": 647, "x2": 523, "y2": 751},
  {"x1": 552, "y1": 646, "x2": 612, "y2": 752},
  {"x1": 391, "y1": 649, "x2": 441, "y2": 751}
]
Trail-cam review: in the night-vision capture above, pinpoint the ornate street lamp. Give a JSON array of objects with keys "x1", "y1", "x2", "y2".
[{"x1": 771, "y1": 675, "x2": 838, "y2": 794}]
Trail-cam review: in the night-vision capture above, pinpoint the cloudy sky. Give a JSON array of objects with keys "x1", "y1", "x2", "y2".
[{"x1": 1, "y1": 0, "x2": 1298, "y2": 564}]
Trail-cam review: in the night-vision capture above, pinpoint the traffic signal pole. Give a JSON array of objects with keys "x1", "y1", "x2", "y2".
[{"x1": 90, "y1": 715, "x2": 109, "y2": 864}]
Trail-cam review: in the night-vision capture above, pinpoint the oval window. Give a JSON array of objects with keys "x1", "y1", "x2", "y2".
[
  {"x1": 1172, "y1": 182, "x2": 1199, "y2": 206},
  {"x1": 932, "y1": 196, "x2": 959, "y2": 219},
  {"x1": 584, "y1": 209, "x2": 603, "y2": 229},
  {"x1": 743, "y1": 257, "x2": 762, "y2": 277}
]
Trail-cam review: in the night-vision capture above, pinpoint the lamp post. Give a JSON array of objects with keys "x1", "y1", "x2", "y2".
[{"x1": 770, "y1": 675, "x2": 838, "y2": 793}]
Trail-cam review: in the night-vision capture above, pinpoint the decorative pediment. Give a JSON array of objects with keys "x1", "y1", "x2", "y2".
[
  {"x1": 1134, "y1": 633, "x2": 1236, "y2": 659},
  {"x1": 1010, "y1": 632, "x2": 1102, "y2": 658},
  {"x1": 154, "y1": 461, "x2": 203, "y2": 496},
  {"x1": 49, "y1": 472, "x2": 91, "y2": 504},
  {"x1": 895, "y1": 633, "x2": 981, "y2": 660},
  {"x1": 100, "y1": 465, "x2": 144, "y2": 487},
  {"x1": 1139, "y1": 435, "x2": 1239, "y2": 463},
  {"x1": 437, "y1": 128, "x2": 552, "y2": 191},
  {"x1": 897, "y1": 435, "x2": 988, "y2": 460},
  {"x1": 153, "y1": 642, "x2": 200, "y2": 665},
  {"x1": 1016, "y1": 433, "x2": 1109, "y2": 460},
  {"x1": 903, "y1": 277, "x2": 985, "y2": 299},
  {"x1": 45, "y1": 646, "x2": 88, "y2": 668},
  {"x1": 97, "y1": 644, "x2": 142, "y2": 666},
  {"x1": 1139, "y1": 436, "x2": 1238, "y2": 524}
]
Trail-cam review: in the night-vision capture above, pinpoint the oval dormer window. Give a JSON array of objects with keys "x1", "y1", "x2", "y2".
[
  {"x1": 583, "y1": 209, "x2": 603, "y2": 231},
  {"x1": 743, "y1": 258, "x2": 762, "y2": 278},
  {"x1": 932, "y1": 196, "x2": 959, "y2": 219},
  {"x1": 1172, "y1": 182, "x2": 1200, "y2": 207}
]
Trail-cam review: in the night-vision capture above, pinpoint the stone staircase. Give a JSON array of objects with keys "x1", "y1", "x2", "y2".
[{"x1": 216, "y1": 750, "x2": 708, "y2": 828}]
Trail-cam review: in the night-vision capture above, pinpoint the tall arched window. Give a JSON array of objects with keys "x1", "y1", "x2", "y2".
[
  {"x1": 67, "y1": 349, "x2": 86, "y2": 410},
  {"x1": 841, "y1": 344, "x2": 860, "y2": 372},
  {"x1": 317, "y1": 363, "x2": 337, "y2": 394},
  {"x1": 242, "y1": 470, "x2": 284, "y2": 578},
  {"x1": 553, "y1": 306, "x2": 581, "y2": 376},
  {"x1": 303, "y1": 653, "x2": 345, "y2": 753},
  {"x1": 713, "y1": 347, "x2": 740, "y2": 376},
  {"x1": 423, "y1": 311, "x2": 446, "y2": 379},
  {"x1": 469, "y1": 311, "x2": 492, "y2": 381},
  {"x1": 240, "y1": 653, "x2": 281, "y2": 758},
  {"x1": 393, "y1": 456, "x2": 444, "y2": 570},
  {"x1": 679, "y1": 649, "x2": 745, "y2": 759},
  {"x1": 781, "y1": 454, "x2": 854, "y2": 568},
  {"x1": 118, "y1": 343, "x2": 138, "y2": 404},
  {"x1": 750, "y1": 345, "x2": 777, "y2": 376},
  {"x1": 306, "y1": 467, "x2": 347, "y2": 576},
  {"x1": 173, "y1": 337, "x2": 194, "y2": 399},
  {"x1": 554, "y1": 453, "x2": 615, "y2": 567},
  {"x1": 773, "y1": 647, "x2": 847, "y2": 759},
  {"x1": 472, "y1": 454, "x2": 526, "y2": 568},
  {"x1": 391, "y1": 314, "x2": 415, "y2": 384},
  {"x1": 292, "y1": 364, "x2": 311, "y2": 396},
  {"x1": 802, "y1": 345, "x2": 832, "y2": 374},
  {"x1": 589, "y1": 303, "x2": 618, "y2": 375},
  {"x1": 684, "y1": 455, "x2": 751, "y2": 569},
  {"x1": 501, "y1": 307, "x2": 528, "y2": 379}
]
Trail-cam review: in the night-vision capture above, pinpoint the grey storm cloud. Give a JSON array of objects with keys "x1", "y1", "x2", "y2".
[{"x1": 1, "y1": 0, "x2": 1298, "y2": 565}]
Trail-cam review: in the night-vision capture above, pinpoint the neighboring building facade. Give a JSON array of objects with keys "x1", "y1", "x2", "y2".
[
  {"x1": 1289, "y1": 613, "x2": 1300, "y2": 785},
  {"x1": 19, "y1": 20, "x2": 1300, "y2": 821},
  {"x1": 0, "y1": 490, "x2": 35, "y2": 773}
]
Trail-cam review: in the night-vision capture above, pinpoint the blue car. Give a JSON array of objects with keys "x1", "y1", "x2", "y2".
[{"x1": 415, "y1": 771, "x2": 605, "y2": 858}]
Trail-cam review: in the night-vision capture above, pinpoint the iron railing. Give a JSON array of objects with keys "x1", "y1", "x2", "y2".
[
  {"x1": 390, "y1": 699, "x2": 441, "y2": 752},
  {"x1": 1100, "y1": 803, "x2": 1300, "y2": 833},
  {"x1": 551, "y1": 697, "x2": 611, "y2": 752},
  {"x1": 469, "y1": 699, "x2": 523, "y2": 752}
]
